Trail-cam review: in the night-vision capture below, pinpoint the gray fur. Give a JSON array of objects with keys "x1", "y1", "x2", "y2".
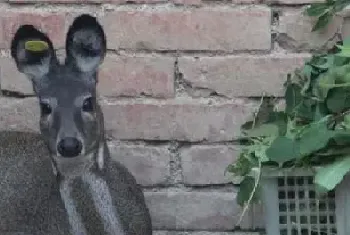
[{"x1": 9, "y1": 14, "x2": 152, "y2": 235}]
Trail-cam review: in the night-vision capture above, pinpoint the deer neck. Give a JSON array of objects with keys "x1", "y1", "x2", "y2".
[{"x1": 57, "y1": 142, "x2": 125, "y2": 235}]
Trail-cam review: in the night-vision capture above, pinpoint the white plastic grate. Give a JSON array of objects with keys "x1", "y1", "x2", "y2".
[{"x1": 277, "y1": 176, "x2": 337, "y2": 235}]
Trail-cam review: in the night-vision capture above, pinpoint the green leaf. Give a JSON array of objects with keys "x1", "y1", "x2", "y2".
[
  {"x1": 285, "y1": 118, "x2": 299, "y2": 139},
  {"x1": 294, "y1": 100, "x2": 316, "y2": 120},
  {"x1": 265, "y1": 136, "x2": 300, "y2": 163},
  {"x1": 333, "y1": 54, "x2": 349, "y2": 66},
  {"x1": 326, "y1": 88, "x2": 345, "y2": 113},
  {"x1": 333, "y1": 0, "x2": 349, "y2": 12},
  {"x1": 314, "y1": 72, "x2": 335, "y2": 100},
  {"x1": 309, "y1": 55, "x2": 331, "y2": 70},
  {"x1": 267, "y1": 112, "x2": 288, "y2": 136},
  {"x1": 326, "y1": 88, "x2": 350, "y2": 113},
  {"x1": 243, "y1": 123, "x2": 279, "y2": 138},
  {"x1": 237, "y1": 176, "x2": 260, "y2": 206},
  {"x1": 301, "y1": 65, "x2": 313, "y2": 95},
  {"x1": 335, "y1": 48, "x2": 350, "y2": 58},
  {"x1": 306, "y1": 3, "x2": 329, "y2": 16},
  {"x1": 249, "y1": 140, "x2": 274, "y2": 162},
  {"x1": 343, "y1": 36, "x2": 350, "y2": 47},
  {"x1": 316, "y1": 146, "x2": 350, "y2": 156},
  {"x1": 333, "y1": 129, "x2": 350, "y2": 146},
  {"x1": 285, "y1": 83, "x2": 302, "y2": 115},
  {"x1": 312, "y1": 11, "x2": 332, "y2": 32},
  {"x1": 254, "y1": 146, "x2": 270, "y2": 162},
  {"x1": 314, "y1": 156, "x2": 350, "y2": 191},
  {"x1": 297, "y1": 117, "x2": 335, "y2": 157},
  {"x1": 332, "y1": 64, "x2": 350, "y2": 84},
  {"x1": 226, "y1": 154, "x2": 253, "y2": 176},
  {"x1": 344, "y1": 114, "x2": 350, "y2": 129},
  {"x1": 313, "y1": 102, "x2": 328, "y2": 121}
]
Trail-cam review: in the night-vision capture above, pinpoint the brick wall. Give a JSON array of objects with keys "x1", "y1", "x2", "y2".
[{"x1": 1, "y1": 0, "x2": 350, "y2": 234}]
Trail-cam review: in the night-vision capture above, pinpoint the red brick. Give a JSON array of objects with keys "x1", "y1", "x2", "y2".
[
  {"x1": 0, "y1": 54, "x2": 33, "y2": 95},
  {"x1": 144, "y1": 191, "x2": 243, "y2": 230},
  {"x1": 9, "y1": 0, "x2": 101, "y2": 3},
  {"x1": 181, "y1": 145, "x2": 239, "y2": 185},
  {"x1": 0, "y1": 11, "x2": 66, "y2": 49},
  {"x1": 98, "y1": 55, "x2": 175, "y2": 98},
  {"x1": 1, "y1": 53, "x2": 174, "y2": 98},
  {"x1": 106, "y1": 0, "x2": 166, "y2": 3},
  {"x1": 102, "y1": 99, "x2": 257, "y2": 142},
  {"x1": 277, "y1": 9, "x2": 343, "y2": 50},
  {"x1": 108, "y1": 143, "x2": 171, "y2": 186},
  {"x1": 232, "y1": 0, "x2": 262, "y2": 4},
  {"x1": 0, "y1": 98, "x2": 257, "y2": 142},
  {"x1": 99, "y1": 7, "x2": 271, "y2": 51},
  {"x1": 178, "y1": 54, "x2": 310, "y2": 98},
  {"x1": 0, "y1": 98, "x2": 39, "y2": 132},
  {"x1": 171, "y1": 0, "x2": 201, "y2": 6}
]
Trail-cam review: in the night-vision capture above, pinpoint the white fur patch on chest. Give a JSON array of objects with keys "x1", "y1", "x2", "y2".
[
  {"x1": 82, "y1": 173, "x2": 125, "y2": 235},
  {"x1": 59, "y1": 180, "x2": 88, "y2": 235},
  {"x1": 97, "y1": 146, "x2": 104, "y2": 170}
]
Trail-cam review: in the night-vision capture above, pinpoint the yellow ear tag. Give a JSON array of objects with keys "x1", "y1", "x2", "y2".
[{"x1": 25, "y1": 40, "x2": 49, "y2": 52}]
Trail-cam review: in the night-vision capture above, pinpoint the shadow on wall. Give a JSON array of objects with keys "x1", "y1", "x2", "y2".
[{"x1": 0, "y1": 131, "x2": 55, "y2": 234}]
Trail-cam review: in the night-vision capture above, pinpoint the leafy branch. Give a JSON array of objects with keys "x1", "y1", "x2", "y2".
[
  {"x1": 227, "y1": 37, "x2": 350, "y2": 208},
  {"x1": 305, "y1": 0, "x2": 349, "y2": 31}
]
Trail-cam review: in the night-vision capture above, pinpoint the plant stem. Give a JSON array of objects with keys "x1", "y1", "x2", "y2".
[{"x1": 236, "y1": 160, "x2": 262, "y2": 227}]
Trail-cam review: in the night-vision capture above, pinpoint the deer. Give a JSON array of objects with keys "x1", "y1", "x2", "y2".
[{"x1": 10, "y1": 14, "x2": 153, "y2": 235}]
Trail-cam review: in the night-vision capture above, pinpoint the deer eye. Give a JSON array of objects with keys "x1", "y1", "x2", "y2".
[
  {"x1": 40, "y1": 102, "x2": 52, "y2": 116},
  {"x1": 82, "y1": 97, "x2": 94, "y2": 112}
]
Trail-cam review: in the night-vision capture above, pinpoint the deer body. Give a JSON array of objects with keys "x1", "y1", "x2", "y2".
[{"x1": 10, "y1": 14, "x2": 152, "y2": 235}]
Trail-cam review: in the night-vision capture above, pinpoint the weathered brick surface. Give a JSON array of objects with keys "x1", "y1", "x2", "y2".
[
  {"x1": 231, "y1": 0, "x2": 261, "y2": 3},
  {"x1": 0, "y1": 11, "x2": 66, "y2": 49},
  {"x1": 108, "y1": 0, "x2": 166, "y2": 3},
  {"x1": 0, "y1": 98, "x2": 39, "y2": 132},
  {"x1": 102, "y1": 99, "x2": 257, "y2": 142},
  {"x1": 0, "y1": 56, "x2": 33, "y2": 95},
  {"x1": 178, "y1": 54, "x2": 310, "y2": 98},
  {"x1": 277, "y1": 9, "x2": 343, "y2": 50},
  {"x1": 99, "y1": 7, "x2": 271, "y2": 51},
  {"x1": 9, "y1": 0, "x2": 101, "y2": 2},
  {"x1": 108, "y1": 143, "x2": 171, "y2": 186},
  {"x1": 0, "y1": 54, "x2": 174, "y2": 98},
  {"x1": 144, "y1": 191, "x2": 242, "y2": 230},
  {"x1": 0, "y1": 98, "x2": 257, "y2": 142},
  {"x1": 98, "y1": 55, "x2": 175, "y2": 98},
  {"x1": 171, "y1": 0, "x2": 201, "y2": 5},
  {"x1": 181, "y1": 145, "x2": 239, "y2": 185}
]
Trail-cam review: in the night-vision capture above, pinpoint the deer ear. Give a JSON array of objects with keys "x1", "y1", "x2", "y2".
[
  {"x1": 65, "y1": 14, "x2": 106, "y2": 74},
  {"x1": 11, "y1": 25, "x2": 57, "y2": 82}
]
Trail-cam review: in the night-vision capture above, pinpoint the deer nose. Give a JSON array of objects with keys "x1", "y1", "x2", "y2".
[{"x1": 57, "y1": 137, "x2": 82, "y2": 158}]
